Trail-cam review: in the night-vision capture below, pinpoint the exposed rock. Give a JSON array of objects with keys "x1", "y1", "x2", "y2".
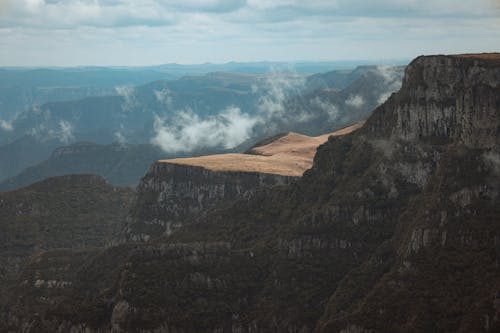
[{"x1": 127, "y1": 162, "x2": 297, "y2": 241}]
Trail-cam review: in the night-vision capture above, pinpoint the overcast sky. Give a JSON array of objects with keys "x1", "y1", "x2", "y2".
[{"x1": 0, "y1": 0, "x2": 499, "y2": 66}]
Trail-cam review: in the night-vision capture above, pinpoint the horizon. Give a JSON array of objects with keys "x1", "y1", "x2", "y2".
[{"x1": 0, "y1": 58, "x2": 411, "y2": 70}]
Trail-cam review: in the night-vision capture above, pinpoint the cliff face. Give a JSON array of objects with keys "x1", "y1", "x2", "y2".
[
  {"x1": 2, "y1": 54, "x2": 500, "y2": 333},
  {"x1": 366, "y1": 55, "x2": 500, "y2": 148},
  {"x1": 125, "y1": 126, "x2": 359, "y2": 242},
  {"x1": 127, "y1": 161, "x2": 297, "y2": 241}
]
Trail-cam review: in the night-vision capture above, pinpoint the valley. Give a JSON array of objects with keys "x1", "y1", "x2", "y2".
[{"x1": 0, "y1": 54, "x2": 498, "y2": 332}]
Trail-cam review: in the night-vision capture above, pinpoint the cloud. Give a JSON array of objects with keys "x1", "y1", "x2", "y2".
[
  {"x1": 1, "y1": 0, "x2": 177, "y2": 28},
  {"x1": 115, "y1": 85, "x2": 136, "y2": 111},
  {"x1": 378, "y1": 92, "x2": 392, "y2": 104},
  {"x1": 114, "y1": 131, "x2": 126, "y2": 144},
  {"x1": 165, "y1": 0, "x2": 247, "y2": 13},
  {"x1": 311, "y1": 97, "x2": 339, "y2": 121},
  {"x1": 0, "y1": 119, "x2": 13, "y2": 131},
  {"x1": 345, "y1": 94, "x2": 365, "y2": 108},
  {"x1": 255, "y1": 72, "x2": 305, "y2": 122},
  {"x1": 373, "y1": 65, "x2": 404, "y2": 104},
  {"x1": 1, "y1": 1, "x2": 499, "y2": 66},
  {"x1": 152, "y1": 106, "x2": 258, "y2": 153},
  {"x1": 58, "y1": 119, "x2": 74, "y2": 144},
  {"x1": 154, "y1": 88, "x2": 173, "y2": 109},
  {"x1": 151, "y1": 71, "x2": 316, "y2": 153}
]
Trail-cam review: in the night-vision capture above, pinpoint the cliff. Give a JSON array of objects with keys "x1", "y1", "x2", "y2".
[
  {"x1": 126, "y1": 126, "x2": 363, "y2": 241},
  {"x1": 2, "y1": 54, "x2": 500, "y2": 333},
  {"x1": 127, "y1": 162, "x2": 296, "y2": 241}
]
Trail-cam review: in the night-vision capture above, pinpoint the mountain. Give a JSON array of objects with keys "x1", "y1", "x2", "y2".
[
  {"x1": 0, "y1": 66, "x2": 404, "y2": 184},
  {"x1": 0, "y1": 175, "x2": 134, "y2": 307},
  {"x1": 0, "y1": 67, "x2": 175, "y2": 121},
  {"x1": 0, "y1": 135, "x2": 62, "y2": 182},
  {"x1": 4, "y1": 67, "x2": 402, "y2": 145},
  {"x1": 0, "y1": 142, "x2": 166, "y2": 191},
  {"x1": 5, "y1": 54, "x2": 496, "y2": 332},
  {"x1": 126, "y1": 123, "x2": 363, "y2": 242}
]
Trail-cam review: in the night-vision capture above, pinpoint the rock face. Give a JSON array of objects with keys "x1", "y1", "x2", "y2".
[
  {"x1": 127, "y1": 162, "x2": 296, "y2": 241},
  {"x1": 366, "y1": 54, "x2": 500, "y2": 148},
  {"x1": 126, "y1": 127, "x2": 365, "y2": 241},
  {"x1": 1, "y1": 54, "x2": 500, "y2": 333}
]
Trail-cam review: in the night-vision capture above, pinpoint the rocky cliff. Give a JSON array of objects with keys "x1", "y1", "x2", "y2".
[
  {"x1": 126, "y1": 125, "x2": 362, "y2": 242},
  {"x1": 1, "y1": 54, "x2": 500, "y2": 333},
  {"x1": 127, "y1": 162, "x2": 296, "y2": 241}
]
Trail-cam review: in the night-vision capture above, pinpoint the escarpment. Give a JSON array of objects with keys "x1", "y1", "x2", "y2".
[
  {"x1": 126, "y1": 126, "x2": 362, "y2": 241},
  {"x1": 127, "y1": 162, "x2": 296, "y2": 241},
  {"x1": 365, "y1": 54, "x2": 500, "y2": 148},
  {"x1": 2, "y1": 54, "x2": 500, "y2": 333}
]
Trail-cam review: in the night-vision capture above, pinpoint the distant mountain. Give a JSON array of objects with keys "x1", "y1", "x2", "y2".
[
  {"x1": 3, "y1": 66, "x2": 404, "y2": 146},
  {"x1": 0, "y1": 142, "x2": 167, "y2": 191},
  {"x1": 0, "y1": 135, "x2": 61, "y2": 181},
  {"x1": 145, "y1": 60, "x2": 408, "y2": 76},
  {"x1": 304, "y1": 65, "x2": 385, "y2": 92},
  {"x1": 0, "y1": 66, "x2": 404, "y2": 186},
  {"x1": 0, "y1": 67, "x2": 176, "y2": 121}
]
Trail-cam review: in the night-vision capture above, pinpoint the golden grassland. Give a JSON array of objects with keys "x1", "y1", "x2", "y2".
[{"x1": 159, "y1": 122, "x2": 364, "y2": 176}]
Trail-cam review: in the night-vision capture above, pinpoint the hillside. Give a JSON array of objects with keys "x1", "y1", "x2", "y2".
[
  {"x1": 2, "y1": 54, "x2": 499, "y2": 332},
  {"x1": 0, "y1": 175, "x2": 134, "y2": 308},
  {"x1": 0, "y1": 142, "x2": 166, "y2": 191},
  {"x1": 161, "y1": 123, "x2": 363, "y2": 177}
]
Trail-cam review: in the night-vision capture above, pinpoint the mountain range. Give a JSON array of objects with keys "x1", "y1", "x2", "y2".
[
  {"x1": 0, "y1": 65, "x2": 404, "y2": 190},
  {"x1": 0, "y1": 53, "x2": 498, "y2": 332}
]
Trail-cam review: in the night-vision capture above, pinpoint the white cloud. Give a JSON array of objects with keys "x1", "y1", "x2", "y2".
[
  {"x1": 0, "y1": 119, "x2": 13, "y2": 131},
  {"x1": 0, "y1": 1, "x2": 499, "y2": 67},
  {"x1": 345, "y1": 94, "x2": 365, "y2": 108},
  {"x1": 152, "y1": 106, "x2": 258, "y2": 153},
  {"x1": 154, "y1": 88, "x2": 173, "y2": 109},
  {"x1": 378, "y1": 92, "x2": 392, "y2": 104},
  {"x1": 312, "y1": 97, "x2": 339, "y2": 121},
  {"x1": 374, "y1": 65, "x2": 404, "y2": 105},
  {"x1": 58, "y1": 119, "x2": 74, "y2": 144},
  {"x1": 256, "y1": 72, "x2": 305, "y2": 117},
  {"x1": 115, "y1": 85, "x2": 136, "y2": 111}
]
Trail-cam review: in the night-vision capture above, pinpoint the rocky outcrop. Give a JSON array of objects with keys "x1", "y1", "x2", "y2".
[
  {"x1": 365, "y1": 54, "x2": 500, "y2": 148},
  {"x1": 125, "y1": 126, "x2": 366, "y2": 242},
  {"x1": 126, "y1": 161, "x2": 297, "y2": 241},
  {"x1": 2, "y1": 54, "x2": 500, "y2": 333}
]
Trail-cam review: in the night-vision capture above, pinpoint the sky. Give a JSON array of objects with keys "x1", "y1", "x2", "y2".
[{"x1": 0, "y1": 0, "x2": 499, "y2": 66}]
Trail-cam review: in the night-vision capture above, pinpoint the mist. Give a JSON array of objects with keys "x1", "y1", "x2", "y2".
[{"x1": 152, "y1": 107, "x2": 258, "y2": 153}]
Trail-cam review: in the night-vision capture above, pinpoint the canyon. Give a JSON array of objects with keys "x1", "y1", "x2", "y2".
[{"x1": 0, "y1": 54, "x2": 499, "y2": 332}]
